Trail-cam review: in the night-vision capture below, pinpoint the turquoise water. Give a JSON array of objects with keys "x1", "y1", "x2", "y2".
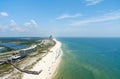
[{"x1": 54, "y1": 38, "x2": 120, "y2": 79}]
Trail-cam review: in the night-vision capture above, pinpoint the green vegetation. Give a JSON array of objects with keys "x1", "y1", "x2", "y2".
[
  {"x1": 0, "y1": 45, "x2": 15, "y2": 53},
  {"x1": 0, "y1": 39, "x2": 56, "y2": 78},
  {"x1": 0, "y1": 64, "x2": 13, "y2": 77},
  {"x1": 37, "y1": 40, "x2": 56, "y2": 53},
  {"x1": 23, "y1": 40, "x2": 56, "y2": 70}
]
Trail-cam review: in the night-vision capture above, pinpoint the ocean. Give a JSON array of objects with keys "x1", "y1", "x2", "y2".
[{"x1": 54, "y1": 38, "x2": 120, "y2": 79}]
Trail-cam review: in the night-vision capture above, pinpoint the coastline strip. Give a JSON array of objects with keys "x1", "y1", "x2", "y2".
[{"x1": 22, "y1": 39, "x2": 63, "y2": 79}]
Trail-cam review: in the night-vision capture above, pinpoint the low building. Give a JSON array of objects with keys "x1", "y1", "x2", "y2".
[
  {"x1": 19, "y1": 45, "x2": 37, "y2": 57},
  {"x1": 7, "y1": 55, "x2": 21, "y2": 62}
]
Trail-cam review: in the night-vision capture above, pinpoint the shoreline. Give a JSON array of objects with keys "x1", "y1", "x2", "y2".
[
  {"x1": 22, "y1": 39, "x2": 63, "y2": 79},
  {"x1": 49, "y1": 48, "x2": 63, "y2": 79}
]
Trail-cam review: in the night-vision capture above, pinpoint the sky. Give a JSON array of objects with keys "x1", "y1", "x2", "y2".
[{"x1": 0, "y1": 0, "x2": 120, "y2": 37}]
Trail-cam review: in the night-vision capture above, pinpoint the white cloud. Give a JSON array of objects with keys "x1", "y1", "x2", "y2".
[
  {"x1": 30, "y1": 19, "x2": 37, "y2": 25},
  {"x1": 24, "y1": 22, "x2": 31, "y2": 26},
  {"x1": 0, "y1": 12, "x2": 8, "y2": 17},
  {"x1": 85, "y1": 0, "x2": 103, "y2": 5},
  {"x1": 24, "y1": 19, "x2": 38, "y2": 27},
  {"x1": 70, "y1": 9, "x2": 120, "y2": 26},
  {"x1": 56, "y1": 13, "x2": 82, "y2": 20},
  {"x1": 10, "y1": 26, "x2": 26, "y2": 32},
  {"x1": 10, "y1": 20, "x2": 17, "y2": 26},
  {"x1": 9, "y1": 20, "x2": 28, "y2": 32},
  {"x1": 0, "y1": 19, "x2": 40, "y2": 33}
]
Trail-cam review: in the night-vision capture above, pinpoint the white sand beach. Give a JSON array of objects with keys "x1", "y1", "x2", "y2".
[{"x1": 22, "y1": 39, "x2": 63, "y2": 79}]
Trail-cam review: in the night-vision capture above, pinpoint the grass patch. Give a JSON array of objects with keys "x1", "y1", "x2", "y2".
[{"x1": 0, "y1": 64, "x2": 14, "y2": 77}]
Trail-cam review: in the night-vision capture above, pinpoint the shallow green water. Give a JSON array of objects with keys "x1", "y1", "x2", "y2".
[{"x1": 54, "y1": 38, "x2": 120, "y2": 79}]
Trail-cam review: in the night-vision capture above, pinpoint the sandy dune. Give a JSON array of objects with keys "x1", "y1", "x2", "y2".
[{"x1": 22, "y1": 39, "x2": 63, "y2": 79}]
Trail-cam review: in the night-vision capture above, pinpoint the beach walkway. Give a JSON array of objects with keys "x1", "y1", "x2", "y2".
[{"x1": 10, "y1": 63, "x2": 42, "y2": 75}]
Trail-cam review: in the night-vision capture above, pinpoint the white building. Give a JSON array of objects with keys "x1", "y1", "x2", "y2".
[{"x1": 19, "y1": 45, "x2": 37, "y2": 57}]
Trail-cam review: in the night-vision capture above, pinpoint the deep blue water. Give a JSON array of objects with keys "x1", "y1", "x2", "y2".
[
  {"x1": 54, "y1": 38, "x2": 120, "y2": 79},
  {"x1": 0, "y1": 42, "x2": 27, "y2": 50}
]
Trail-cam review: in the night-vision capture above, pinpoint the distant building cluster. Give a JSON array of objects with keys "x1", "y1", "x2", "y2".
[{"x1": 49, "y1": 35, "x2": 53, "y2": 40}]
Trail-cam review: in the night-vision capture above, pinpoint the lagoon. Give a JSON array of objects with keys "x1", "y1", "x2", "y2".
[{"x1": 0, "y1": 42, "x2": 28, "y2": 50}]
